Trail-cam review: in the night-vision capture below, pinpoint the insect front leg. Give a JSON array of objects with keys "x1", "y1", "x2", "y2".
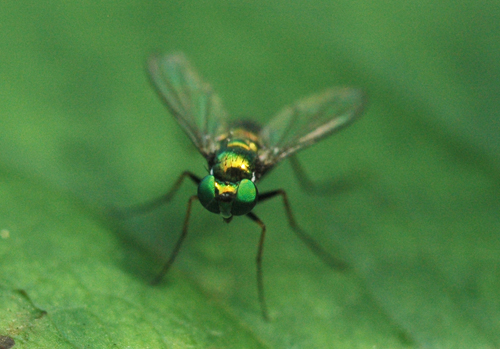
[
  {"x1": 151, "y1": 195, "x2": 199, "y2": 285},
  {"x1": 258, "y1": 189, "x2": 348, "y2": 271},
  {"x1": 110, "y1": 171, "x2": 201, "y2": 284},
  {"x1": 245, "y1": 211, "x2": 269, "y2": 321}
]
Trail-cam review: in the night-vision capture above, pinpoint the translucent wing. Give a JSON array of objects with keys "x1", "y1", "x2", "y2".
[
  {"x1": 148, "y1": 53, "x2": 228, "y2": 157},
  {"x1": 258, "y1": 87, "x2": 366, "y2": 167}
]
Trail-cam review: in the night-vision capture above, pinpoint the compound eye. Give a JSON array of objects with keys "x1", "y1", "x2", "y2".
[
  {"x1": 198, "y1": 175, "x2": 220, "y2": 214},
  {"x1": 231, "y1": 179, "x2": 258, "y2": 216}
]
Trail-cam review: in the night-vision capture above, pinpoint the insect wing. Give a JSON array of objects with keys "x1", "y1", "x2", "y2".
[
  {"x1": 148, "y1": 53, "x2": 229, "y2": 157},
  {"x1": 258, "y1": 87, "x2": 366, "y2": 167}
]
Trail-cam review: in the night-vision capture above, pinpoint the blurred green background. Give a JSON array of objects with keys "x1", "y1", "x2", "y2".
[{"x1": 1, "y1": 0, "x2": 499, "y2": 348}]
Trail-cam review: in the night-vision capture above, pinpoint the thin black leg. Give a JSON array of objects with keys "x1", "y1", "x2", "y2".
[
  {"x1": 289, "y1": 155, "x2": 317, "y2": 192},
  {"x1": 289, "y1": 155, "x2": 354, "y2": 196},
  {"x1": 151, "y1": 195, "x2": 199, "y2": 285},
  {"x1": 258, "y1": 189, "x2": 348, "y2": 271},
  {"x1": 112, "y1": 171, "x2": 201, "y2": 218},
  {"x1": 245, "y1": 211, "x2": 269, "y2": 321}
]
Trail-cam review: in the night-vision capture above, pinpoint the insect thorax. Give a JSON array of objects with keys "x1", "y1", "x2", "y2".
[{"x1": 211, "y1": 137, "x2": 259, "y2": 183}]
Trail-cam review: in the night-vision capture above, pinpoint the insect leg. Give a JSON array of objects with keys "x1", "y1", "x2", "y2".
[
  {"x1": 245, "y1": 211, "x2": 269, "y2": 321},
  {"x1": 289, "y1": 155, "x2": 353, "y2": 196},
  {"x1": 151, "y1": 195, "x2": 199, "y2": 285},
  {"x1": 289, "y1": 155, "x2": 317, "y2": 192},
  {"x1": 112, "y1": 171, "x2": 201, "y2": 217},
  {"x1": 258, "y1": 189, "x2": 348, "y2": 271}
]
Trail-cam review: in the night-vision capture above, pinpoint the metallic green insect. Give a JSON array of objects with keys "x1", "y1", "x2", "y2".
[{"x1": 134, "y1": 53, "x2": 366, "y2": 320}]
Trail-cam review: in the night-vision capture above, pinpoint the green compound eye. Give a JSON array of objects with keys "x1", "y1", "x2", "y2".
[
  {"x1": 198, "y1": 175, "x2": 220, "y2": 214},
  {"x1": 232, "y1": 179, "x2": 258, "y2": 216}
]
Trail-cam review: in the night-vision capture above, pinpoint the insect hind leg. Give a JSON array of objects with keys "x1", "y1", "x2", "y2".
[{"x1": 289, "y1": 155, "x2": 356, "y2": 196}]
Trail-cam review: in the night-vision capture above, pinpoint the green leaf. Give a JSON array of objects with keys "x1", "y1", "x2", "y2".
[
  {"x1": 1, "y1": 0, "x2": 499, "y2": 348},
  {"x1": 0, "y1": 176, "x2": 270, "y2": 348}
]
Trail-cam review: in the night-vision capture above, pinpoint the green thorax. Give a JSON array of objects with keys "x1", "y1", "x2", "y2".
[{"x1": 211, "y1": 127, "x2": 261, "y2": 183}]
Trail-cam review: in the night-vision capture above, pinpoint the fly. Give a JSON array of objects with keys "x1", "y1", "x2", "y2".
[{"x1": 126, "y1": 53, "x2": 366, "y2": 320}]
